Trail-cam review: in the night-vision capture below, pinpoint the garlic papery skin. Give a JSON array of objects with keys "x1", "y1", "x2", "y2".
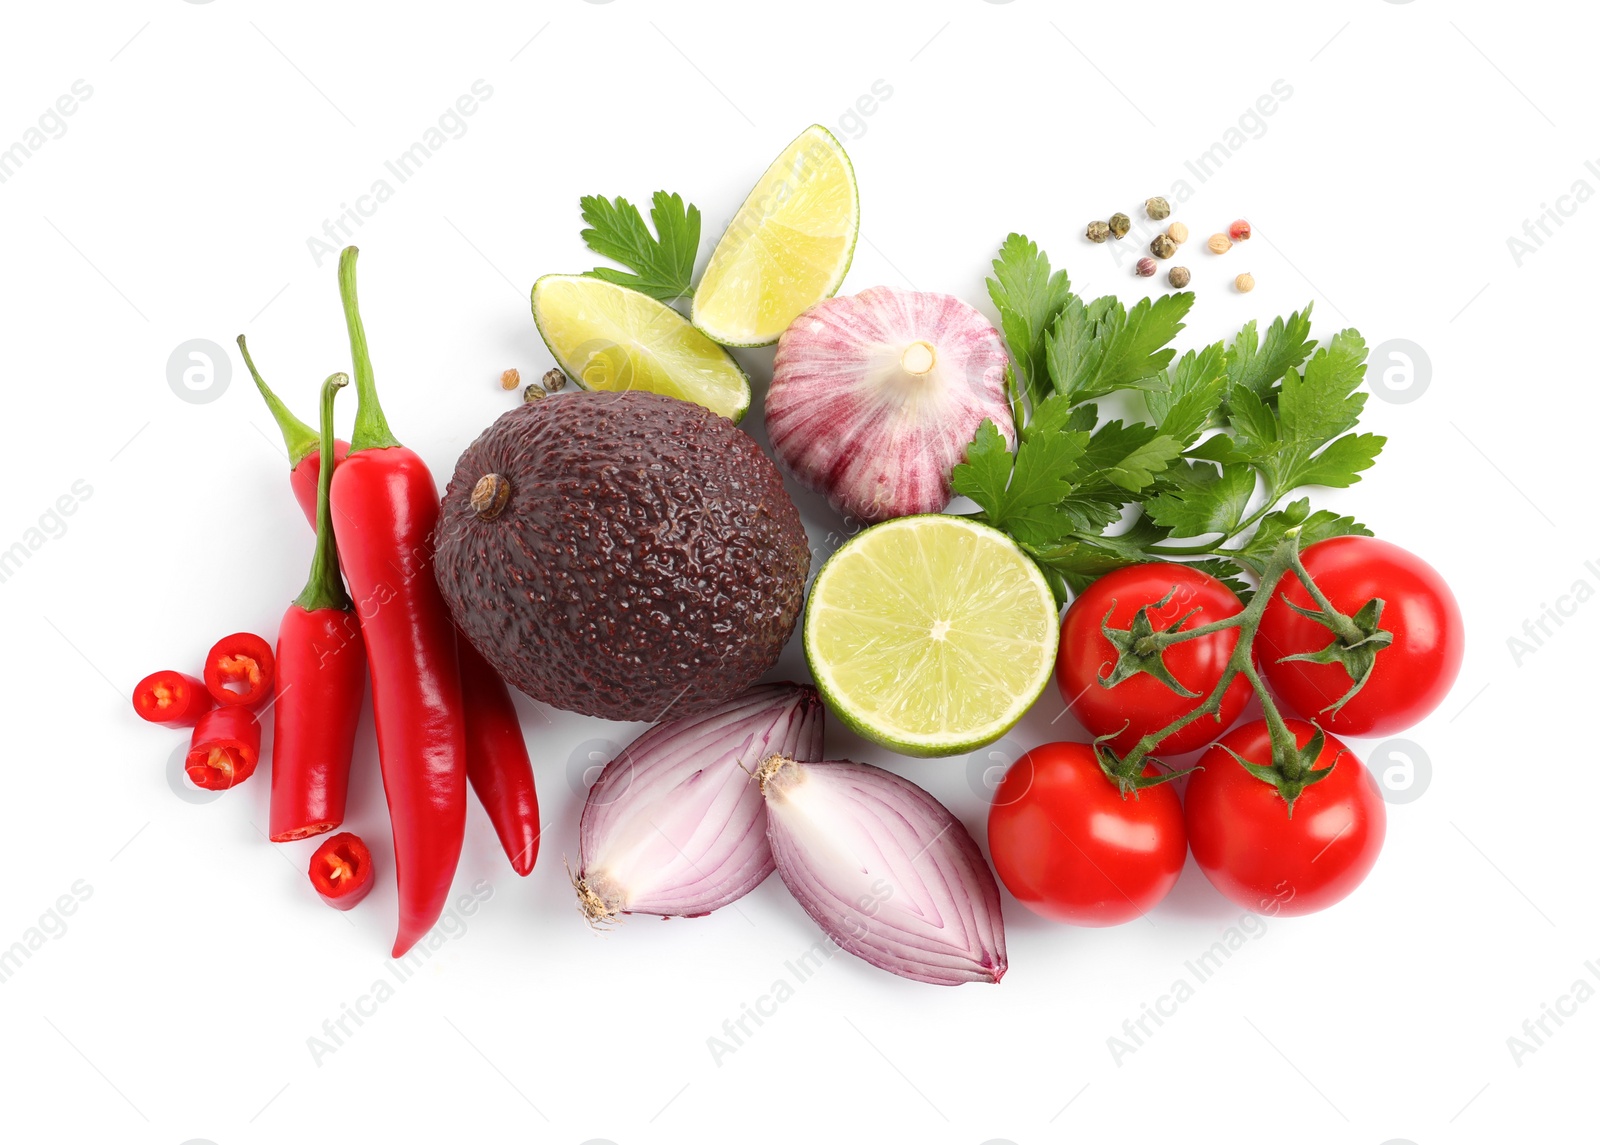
[{"x1": 766, "y1": 286, "x2": 1015, "y2": 524}]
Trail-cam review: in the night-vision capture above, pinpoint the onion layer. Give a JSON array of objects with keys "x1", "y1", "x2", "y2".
[
  {"x1": 575, "y1": 684, "x2": 824, "y2": 922},
  {"x1": 757, "y1": 756, "x2": 1007, "y2": 986}
]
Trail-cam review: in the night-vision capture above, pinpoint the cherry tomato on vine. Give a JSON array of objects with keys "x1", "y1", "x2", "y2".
[
  {"x1": 1258, "y1": 537, "x2": 1464, "y2": 736},
  {"x1": 1056, "y1": 563, "x2": 1252, "y2": 755},
  {"x1": 987, "y1": 742, "x2": 1187, "y2": 926},
  {"x1": 1186, "y1": 720, "x2": 1385, "y2": 916}
]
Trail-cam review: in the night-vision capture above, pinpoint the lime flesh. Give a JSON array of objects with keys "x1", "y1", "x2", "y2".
[
  {"x1": 692, "y1": 125, "x2": 859, "y2": 347},
  {"x1": 804, "y1": 515, "x2": 1059, "y2": 757},
  {"x1": 532, "y1": 274, "x2": 751, "y2": 422}
]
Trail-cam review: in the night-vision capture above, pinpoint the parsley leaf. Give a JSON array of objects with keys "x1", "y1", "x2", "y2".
[
  {"x1": 1145, "y1": 342, "x2": 1228, "y2": 444},
  {"x1": 987, "y1": 234, "x2": 1074, "y2": 406},
  {"x1": 1145, "y1": 461, "x2": 1257, "y2": 539},
  {"x1": 1237, "y1": 329, "x2": 1386, "y2": 492},
  {"x1": 950, "y1": 418, "x2": 1088, "y2": 546},
  {"x1": 1226, "y1": 304, "x2": 1317, "y2": 397},
  {"x1": 1233, "y1": 498, "x2": 1372, "y2": 573},
  {"x1": 1047, "y1": 292, "x2": 1194, "y2": 404},
  {"x1": 579, "y1": 191, "x2": 701, "y2": 301}
]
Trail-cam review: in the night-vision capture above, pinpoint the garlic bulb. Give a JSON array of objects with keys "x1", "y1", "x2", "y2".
[{"x1": 766, "y1": 286, "x2": 1015, "y2": 523}]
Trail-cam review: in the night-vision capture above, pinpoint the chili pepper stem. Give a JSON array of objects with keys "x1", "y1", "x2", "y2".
[
  {"x1": 337, "y1": 246, "x2": 400, "y2": 453},
  {"x1": 238, "y1": 335, "x2": 321, "y2": 467},
  {"x1": 293, "y1": 374, "x2": 353, "y2": 613}
]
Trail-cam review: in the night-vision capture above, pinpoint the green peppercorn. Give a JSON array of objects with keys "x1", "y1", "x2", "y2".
[
  {"x1": 523, "y1": 383, "x2": 545, "y2": 403},
  {"x1": 541, "y1": 367, "x2": 568, "y2": 391},
  {"x1": 1086, "y1": 220, "x2": 1111, "y2": 243},
  {"x1": 1145, "y1": 196, "x2": 1171, "y2": 221},
  {"x1": 1150, "y1": 234, "x2": 1178, "y2": 259},
  {"x1": 1168, "y1": 266, "x2": 1191, "y2": 289},
  {"x1": 1108, "y1": 212, "x2": 1131, "y2": 239}
]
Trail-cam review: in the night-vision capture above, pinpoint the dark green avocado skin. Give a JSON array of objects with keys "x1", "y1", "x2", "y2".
[{"x1": 434, "y1": 391, "x2": 810, "y2": 722}]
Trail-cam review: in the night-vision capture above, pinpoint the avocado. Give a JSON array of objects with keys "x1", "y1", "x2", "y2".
[{"x1": 434, "y1": 391, "x2": 810, "y2": 722}]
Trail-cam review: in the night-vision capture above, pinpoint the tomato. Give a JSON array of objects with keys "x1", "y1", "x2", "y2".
[
  {"x1": 987, "y1": 742, "x2": 1187, "y2": 926},
  {"x1": 1258, "y1": 537, "x2": 1464, "y2": 736},
  {"x1": 1056, "y1": 563, "x2": 1252, "y2": 755},
  {"x1": 1185, "y1": 720, "x2": 1385, "y2": 916}
]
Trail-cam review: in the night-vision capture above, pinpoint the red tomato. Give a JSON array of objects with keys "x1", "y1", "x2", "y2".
[
  {"x1": 987, "y1": 742, "x2": 1187, "y2": 926},
  {"x1": 1258, "y1": 537, "x2": 1464, "y2": 736},
  {"x1": 1186, "y1": 720, "x2": 1385, "y2": 916},
  {"x1": 1056, "y1": 563, "x2": 1252, "y2": 755}
]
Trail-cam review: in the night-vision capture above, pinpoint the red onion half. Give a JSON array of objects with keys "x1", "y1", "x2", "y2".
[
  {"x1": 574, "y1": 684, "x2": 824, "y2": 923},
  {"x1": 757, "y1": 756, "x2": 1007, "y2": 986}
]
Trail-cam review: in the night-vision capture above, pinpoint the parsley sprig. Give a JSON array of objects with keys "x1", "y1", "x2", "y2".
[
  {"x1": 578, "y1": 191, "x2": 701, "y2": 302},
  {"x1": 953, "y1": 233, "x2": 1385, "y2": 605}
]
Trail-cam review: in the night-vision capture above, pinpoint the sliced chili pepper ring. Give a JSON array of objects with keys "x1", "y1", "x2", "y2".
[
  {"x1": 132, "y1": 670, "x2": 214, "y2": 726},
  {"x1": 185, "y1": 707, "x2": 262, "y2": 790},
  {"x1": 204, "y1": 632, "x2": 276, "y2": 708},
  {"x1": 309, "y1": 832, "x2": 375, "y2": 909}
]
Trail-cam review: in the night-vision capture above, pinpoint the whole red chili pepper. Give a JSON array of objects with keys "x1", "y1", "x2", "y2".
[
  {"x1": 269, "y1": 374, "x2": 368, "y2": 843},
  {"x1": 330, "y1": 246, "x2": 466, "y2": 957},
  {"x1": 308, "y1": 832, "x2": 375, "y2": 910},
  {"x1": 186, "y1": 706, "x2": 262, "y2": 790},
  {"x1": 458, "y1": 640, "x2": 541, "y2": 876},
  {"x1": 132, "y1": 670, "x2": 213, "y2": 727},
  {"x1": 203, "y1": 632, "x2": 275, "y2": 708},
  {"x1": 244, "y1": 335, "x2": 540, "y2": 875}
]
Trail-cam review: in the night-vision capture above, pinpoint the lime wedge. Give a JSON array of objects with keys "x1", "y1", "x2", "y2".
[
  {"x1": 804, "y1": 515, "x2": 1059, "y2": 757},
  {"x1": 532, "y1": 274, "x2": 751, "y2": 422},
  {"x1": 692, "y1": 125, "x2": 859, "y2": 347}
]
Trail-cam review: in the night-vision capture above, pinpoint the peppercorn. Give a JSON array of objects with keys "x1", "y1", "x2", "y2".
[
  {"x1": 1168, "y1": 266, "x2": 1191, "y2": 289},
  {"x1": 542, "y1": 367, "x2": 568, "y2": 392},
  {"x1": 1229, "y1": 219, "x2": 1252, "y2": 241},
  {"x1": 1144, "y1": 196, "x2": 1171, "y2": 220},
  {"x1": 1207, "y1": 233, "x2": 1233, "y2": 255},
  {"x1": 1150, "y1": 234, "x2": 1178, "y2": 259},
  {"x1": 1086, "y1": 220, "x2": 1111, "y2": 243},
  {"x1": 499, "y1": 368, "x2": 521, "y2": 391},
  {"x1": 1167, "y1": 221, "x2": 1189, "y2": 244},
  {"x1": 1235, "y1": 272, "x2": 1256, "y2": 293},
  {"x1": 1108, "y1": 212, "x2": 1131, "y2": 239},
  {"x1": 1135, "y1": 257, "x2": 1157, "y2": 277},
  {"x1": 522, "y1": 383, "x2": 545, "y2": 403}
]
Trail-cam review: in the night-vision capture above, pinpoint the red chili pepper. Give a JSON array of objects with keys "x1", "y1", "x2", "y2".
[
  {"x1": 267, "y1": 374, "x2": 368, "y2": 843},
  {"x1": 186, "y1": 706, "x2": 262, "y2": 790},
  {"x1": 458, "y1": 640, "x2": 541, "y2": 876},
  {"x1": 330, "y1": 247, "x2": 466, "y2": 957},
  {"x1": 308, "y1": 832, "x2": 375, "y2": 909},
  {"x1": 246, "y1": 337, "x2": 537, "y2": 875},
  {"x1": 203, "y1": 632, "x2": 275, "y2": 708},
  {"x1": 132, "y1": 670, "x2": 213, "y2": 727}
]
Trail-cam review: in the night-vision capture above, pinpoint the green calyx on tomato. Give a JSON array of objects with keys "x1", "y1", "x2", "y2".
[
  {"x1": 1210, "y1": 721, "x2": 1337, "y2": 815},
  {"x1": 1089, "y1": 732, "x2": 1191, "y2": 797},
  {"x1": 1096, "y1": 587, "x2": 1207, "y2": 697},
  {"x1": 1271, "y1": 551, "x2": 1394, "y2": 719}
]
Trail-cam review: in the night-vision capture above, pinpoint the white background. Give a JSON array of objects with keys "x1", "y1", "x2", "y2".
[{"x1": 1, "y1": 1, "x2": 1593, "y2": 1142}]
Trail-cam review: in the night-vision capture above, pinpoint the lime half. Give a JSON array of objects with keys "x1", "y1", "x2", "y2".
[
  {"x1": 804, "y1": 515, "x2": 1059, "y2": 757},
  {"x1": 532, "y1": 274, "x2": 751, "y2": 422},
  {"x1": 692, "y1": 125, "x2": 859, "y2": 347}
]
